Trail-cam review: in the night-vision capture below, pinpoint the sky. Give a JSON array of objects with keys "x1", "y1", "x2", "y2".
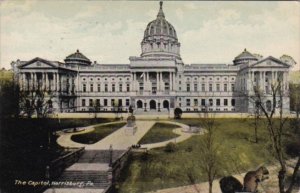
[{"x1": 1, "y1": 0, "x2": 300, "y2": 70}]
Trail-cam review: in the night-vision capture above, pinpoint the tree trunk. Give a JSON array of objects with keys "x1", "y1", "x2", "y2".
[
  {"x1": 209, "y1": 181, "x2": 213, "y2": 193},
  {"x1": 278, "y1": 169, "x2": 286, "y2": 193}
]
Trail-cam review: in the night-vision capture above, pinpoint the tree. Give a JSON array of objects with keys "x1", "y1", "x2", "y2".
[
  {"x1": 174, "y1": 107, "x2": 182, "y2": 119},
  {"x1": 198, "y1": 109, "x2": 221, "y2": 193},
  {"x1": 290, "y1": 83, "x2": 300, "y2": 133},
  {"x1": 250, "y1": 100, "x2": 261, "y2": 143},
  {"x1": 0, "y1": 76, "x2": 20, "y2": 118},
  {"x1": 19, "y1": 90, "x2": 54, "y2": 118},
  {"x1": 251, "y1": 76, "x2": 300, "y2": 193}
]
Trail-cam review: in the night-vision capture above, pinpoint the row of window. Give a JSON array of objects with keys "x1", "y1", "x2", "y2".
[
  {"x1": 181, "y1": 98, "x2": 236, "y2": 107},
  {"x1": 82, "y1": 98, "x2": 130, "y2": 107},
  {"x1": 82, "y1": 83, "x2": 130, "y2": 92},
  {"x1": 183, "y1": 83, "x2": 235, "y2": 92},
  {"x1": 179, "y1": 75, "x2": 235, "y2": 81},
  {"x1": 82, "y1": 77, "x2": 130, "y2": 82}
]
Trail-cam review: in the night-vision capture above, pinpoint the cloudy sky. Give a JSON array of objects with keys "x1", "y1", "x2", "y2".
[{"x1": 1, "y1": 0, "x2": 300, "y2": 70}]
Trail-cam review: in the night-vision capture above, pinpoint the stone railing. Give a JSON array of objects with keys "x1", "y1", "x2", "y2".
[{"x1": 49, "y1": 147, "x2": 85, "y2": 179}]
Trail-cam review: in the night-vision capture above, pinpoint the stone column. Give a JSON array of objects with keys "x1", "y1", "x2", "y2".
[
  {"x1": 45, "y1": 73, "x2": 49, "y2": 91},
  {"x1": 156, "y1": 72, "x2": 159, "y2": 91},
  {"x1": 160, "y1": 72, "x2": 163, "y2": 91},
  {"x1": 170, "y1": 72, "x2": 173, "y2": 91},
  {"x1": 57, "y1": 73, "x2": 60, "y2": 91}
]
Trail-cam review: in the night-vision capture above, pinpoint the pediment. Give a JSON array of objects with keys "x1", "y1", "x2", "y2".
[
  {"x1": 19, "y1": 58, "x2": 57, "y2": 69},
  {"x1": 250, "y1": 56, "x2": 290, "y2": 68}
]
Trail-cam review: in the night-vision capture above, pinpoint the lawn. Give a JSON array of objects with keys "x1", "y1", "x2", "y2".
[
  {"x1": 71, "y1": 122, "x2": 126, "y2": 144},
  {"x1": 138, "y1": 122, "x2": 180, "y2": 144},
  {"x1": 116, "y1": 118, "x2": 298, "y2": 193}
]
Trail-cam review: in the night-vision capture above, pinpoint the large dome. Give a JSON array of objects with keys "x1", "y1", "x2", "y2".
[
  {"x1": 141, "y1": 1, "x2": 181, "y2": 59},
  {"x1": 65, "y1": 49, "x2": 91, "y2": 66},
  {"x1": 233, "y1": 49, "x2": 258, "y2": 65}
]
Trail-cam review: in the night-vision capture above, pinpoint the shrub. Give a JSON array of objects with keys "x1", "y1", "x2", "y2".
[
  {"x1": 174, "y1": 108, "x2": 183, "y2": 119},
  {"x1": 164, "y1": 142, "x2": 177, "y2": 153}
]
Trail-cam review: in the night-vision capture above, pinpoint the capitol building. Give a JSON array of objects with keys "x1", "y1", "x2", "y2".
[{"x1": 12, "y1": 2, "x2": 292, "y2": 116}]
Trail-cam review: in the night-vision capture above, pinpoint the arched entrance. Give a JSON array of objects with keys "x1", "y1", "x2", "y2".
[
  {"x1": 137, "y1": 100, "x2": 143, "y2": 109},
  {"x1": 150, "y1": 100, "x2": 156, "y2": 110},
  {"x1": 163, "y1": 100, "x2": 169, "y2": 109}
]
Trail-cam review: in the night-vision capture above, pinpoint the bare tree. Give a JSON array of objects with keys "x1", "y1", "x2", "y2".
[
  {"x1": 251, "y1": 77, "x2": 300, "y2": 193},
  {"x1": 19, "y1": 90, "x2": 54, "y2": 118},
  {"x1": 198, "y1": 108, "x2": 221, "y2": 193}
]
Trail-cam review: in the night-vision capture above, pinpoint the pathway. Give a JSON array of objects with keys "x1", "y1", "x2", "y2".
[
  {"x1": 141, "y1": 121, "x2": 203, "y2": 150},
  {"x1": 56, "y1": 121, "x2": 155, "y2": 150}
]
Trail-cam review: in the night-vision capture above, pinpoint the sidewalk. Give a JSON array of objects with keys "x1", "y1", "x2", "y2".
[
  {"x1": 141, "y1": 121, "x2": 200, "y2": 150},
  {"x1": 56, "y1": 121, "x2": 155, "y2": 150}
]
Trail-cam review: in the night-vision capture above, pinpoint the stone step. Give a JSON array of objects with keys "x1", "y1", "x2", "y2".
[{"x1": 78, "y1": 150, "x2": 126, "y2": 163}]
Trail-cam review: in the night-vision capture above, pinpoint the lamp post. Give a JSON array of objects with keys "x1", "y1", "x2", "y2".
[{"x1": 109, "y1": 144, "x2": 113, "y2": 167}]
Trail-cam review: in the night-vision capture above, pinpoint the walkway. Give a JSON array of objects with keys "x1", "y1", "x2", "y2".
[
  {"x1": 141, "y1": 121, "x2": 203, "y2": 150},
  {"x1": 56, "y1": 121, "x2": 155, "y2": 150}
]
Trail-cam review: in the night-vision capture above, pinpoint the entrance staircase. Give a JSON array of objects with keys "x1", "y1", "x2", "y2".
[{"x1": 44, "y1": 150, "x2": 126, "y2": 193}]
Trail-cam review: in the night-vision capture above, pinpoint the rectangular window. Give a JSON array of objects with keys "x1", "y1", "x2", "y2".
[
  {"x1": 139, "y1": 83, "x2": 144, "y2": 91},
  {"x1": 97, "y1": 84, "x2": 101, "y2": 92},
  {"x1": 89, "y1": 99, "x2": 93, "y2": 107},
  {"x1": 194, "y1": 84, "x2": 197, "y2": 92},
  {"x1": 209, "y1": 84, "x2": 213, "y2": 92},
  {"x1": 82, "y1": 99, "x2": 86, "y2": 107},
  {"x1": 165, "y1": 82, "x2": 169, "y2": 91},
  {"x1": 187, "y1": 84, "x2": 190, "y2": 92},
  {"x1": 112, "y1": 84, "x2": 115, "y2": 92},
  {"x1": 202, "y1": 84, "x2": 205, "y2": 91},
  {"x1": 224, "y1": 84, "x2": 227, "y2": 92},
  {"x1": 96, "y1": 99, "x2": 100, "y2": 107},
  {"x1": 179, "y1": 81, "x2": 181, "y2": 84},
  {"x1": 231, "y1": 84, "x2": 235, "y2": 91},
  {"x1": 83, "y1": 84, "x2": 86, "y2": 92},
  {"x1": 179, "y1": 87, "x2": 181, "y2": 91},
  {"x1": 119, "y1": 84, "x2": 122, "y2": 92},
  {"x1": 186, "y1": 99, "x2": 191, "y2": 106},
  {"x1": 118, "y1": 99, "x2": 122, "y2": 107},
  {"x1": 201, "y1": 99, "x2": 206, "y2": 106},
  {"x1": 231, "y1": 99, "x2": 236, "y2": 106},
  {"x1": 194, "y1": 99, "x2": 198, "y2": 106},
  {"x1": 224, "y1": 99, "x2": 228, "y2": 106},
  {"x1": 90, "y1": 84, "x2": 93, "y2": 92},
  {"x1": 126, "y1": 84, "x2": 130, "y2": 92},
  {"x1": 216, "y1": 84, "x2": 220, "y2": 92},
  {"x1": 216, "y1": 99, "x2": 220, "y2": 106},
  {"x1": 104, "y1": 99, "x2": 107, "y2": 106},
  {"x1": 209, "y1": 99, "x2": 213, "y2": 106},
  {"x1": 126, "y1": 99, "x2": 130, "y2": 106},
  {"x1": 111, "y1": 99, "x2": 115, "y2": 107},
  {"x1": 105, "y1": 84, "x2": 108, "y2": 92}
]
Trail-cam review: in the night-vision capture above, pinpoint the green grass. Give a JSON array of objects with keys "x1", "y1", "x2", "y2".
[
  {"x1": 71, "y1": 122, "x2": 126, "y2": 144},
  {"x1": 138, "y1": 123, "x2": 180, "y2": 144},
  {"x1": 117, "y1": 118, "x2": 297, "y2": 193}
]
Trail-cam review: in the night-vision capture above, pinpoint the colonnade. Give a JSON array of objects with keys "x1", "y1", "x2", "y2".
[
  {"x1": 131, "y1": 71, "x2": 175, "y2": 92},
  {"x1": 19, "y1": 72, "x2": 62, "y2": 91},
  {"x1": 248, "y1": 70, "x2": 288, "y2": 92}
]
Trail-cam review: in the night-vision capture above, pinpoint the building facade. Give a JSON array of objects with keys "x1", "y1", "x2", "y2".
[{"x1": 11, "y1": 2, "x2": 292, "y2": 115}]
